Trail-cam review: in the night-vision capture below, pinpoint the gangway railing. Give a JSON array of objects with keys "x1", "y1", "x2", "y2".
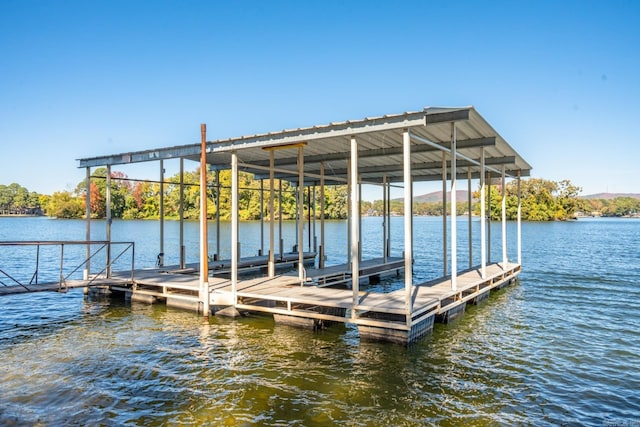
[{"x1": 0, "y1": 240, "x2": 135, "y2": 293}]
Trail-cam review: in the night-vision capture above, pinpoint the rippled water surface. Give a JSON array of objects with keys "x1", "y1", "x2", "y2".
[{"x1": 0, "y1": 217, "x2": 639, "y2": 426}]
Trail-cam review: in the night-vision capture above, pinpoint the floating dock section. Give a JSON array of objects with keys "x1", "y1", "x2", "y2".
[{"x1": 73, "y1": 106, "x2": 531, "y2": 345}]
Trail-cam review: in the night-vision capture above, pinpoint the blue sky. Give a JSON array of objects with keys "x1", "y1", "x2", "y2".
[{"x1": 1, "y1": 0, "x2": 639, "y2": 200}]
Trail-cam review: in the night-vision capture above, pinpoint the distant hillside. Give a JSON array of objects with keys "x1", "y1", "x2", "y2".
[
  {"x1": 582, "y1": 193, "x2": 640, "y2": 200},
  {"x1": 395, "y1": 190, "x2": 471, "y2": 203}
]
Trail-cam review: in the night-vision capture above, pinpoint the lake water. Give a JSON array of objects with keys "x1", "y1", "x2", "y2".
[{"x1": 0, "y1": 216, "x2": 638, "y2": 426}]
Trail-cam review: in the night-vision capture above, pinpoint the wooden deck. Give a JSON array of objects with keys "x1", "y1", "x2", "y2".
[
  {"x1": 217, "y1": 262, "x2": 520, "y2": 342},
  {"x1": 160, "y1": 251, "x2": 316, "y2": 275},
  {"x1": 1, "y1": 256, "x2": 520, "y2": 345}
]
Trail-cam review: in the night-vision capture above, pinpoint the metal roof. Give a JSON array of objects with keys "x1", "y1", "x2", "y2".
[{"x1": 78, "y1": 106, "x2": 531, "y2": 185}]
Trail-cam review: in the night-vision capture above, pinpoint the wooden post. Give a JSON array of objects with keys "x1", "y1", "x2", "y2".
[{"x1": 199, "y1": 124, "x2": 209, "y2": 317}]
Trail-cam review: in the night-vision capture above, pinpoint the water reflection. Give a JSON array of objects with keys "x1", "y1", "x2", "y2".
[{"x1": 2, "y1": 218, "x2": 640, "y2": 425}]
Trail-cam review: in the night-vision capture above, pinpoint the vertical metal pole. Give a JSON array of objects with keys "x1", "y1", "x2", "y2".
[
  {"x1": 294, "y1": 186, "x2": 299, "y2": 249},
  {"x1": 468, "y1": 167, "x2": 473, "y2": 269},
  {"x1": 450, "y1": 123, "x2": 457, "y2": 291},
  {"x1": 319, "y1": 162, "x2": 325, "y2": 269},
  {"x1": 382, "y1": 174, "x2": 387, "y2": 263},
  {"x1": 268, "y1": 150, "x2": 275, "y2": 277},
  {"x1": 350, "y1": 136, "x2": 360, "y2": 317},
  {"x1": 106, "y1": 165, "x2": 112, "y2": 278},
  {"x1": 517, "y1": 170, "x2": 522, "y2": 265},
  {"x1": 59, "y1": 244, "x2": 64, "y2": 288},
  {"x1": 159, "y1": 159, "x2": 164, "y2": 267},
  {"x1": 386, "y1": 179, "x2": 391, "y2": 258},
  {"x1": 179, "y1": 158, "x2": 185, "y2": 269},
  {"x1": 358, "y1": 181, "x2": 362, "y2": 262},
  {"x1": 403, "y1": 130, "x2": 413, "y2": 325},
  {"x1": 312, "y1": 184, "x2": 316, "y2": 253},
  {"x1": 85, "y1": 167, "x2": 91, "y2": 282},
  {"x1": 231, "y1": 150, "x2": 239, "y2": 301},
  {"x1": 297, "y1": 146, "x2": 304, "y2": 280},
  {"x1": 442, "y1": 152, "x2": 447, "y2": 277},
  {"x1": 308, "y1": 186, "x2": 311, "y2": 252},
  {"x1": 488, "y1": 171, "x2": 492, "y2": 263},
  {"x1": 199, "y1": 124, "x2": 209, "y2": 316},
  {"x1": 216, "y1": 170, "x2": 220, "y2": 260},
  {"x1": 279, "y1": 180, "x2": 283, "y2": 259},
  {"x1": 501, "y1": 164, "x2": 507, "y2": 269},
  {"x1": 480, "y1": 149, "x2": 487, "y2": 279},
  {"x1": 260, "y1": 179, "x2": 264, "y2": 256},
  {"x1": 346, "y1": 158, "x2": 352, "y2": 270}
]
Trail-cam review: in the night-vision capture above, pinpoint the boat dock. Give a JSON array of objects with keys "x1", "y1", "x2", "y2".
[
  {"x1": 3, "y1": 106, "x2": 532, "y2": 344},
  {"x1": 106, "y1": 259, "x2": 519, "y2": 344}
]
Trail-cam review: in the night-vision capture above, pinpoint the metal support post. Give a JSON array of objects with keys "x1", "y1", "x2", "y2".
[
  {"x1": 488, "y1": 171, "x2": 492, "y2": 263},
  {"x1": 179, "y1": 158, "x2": 185, "y2": 269},
  {"x1": 350, "y1": 136, "x2": 360, "y2": 317},
  {"x1": 320, "y1": 162, "x2": 325, "y2": 269},
  {"x1": 468, "y1": 167, "x2": 473, "y2": 269},
  {"x1": 231, "y1": 150, "x2": 239, "y2": 302},
  {"x1": 450, "y1": 123, "x2": 457, "y2": 291},
  {"x1": 382, "y1": 174, "x2": 387, "y2": 263},
  {"x1": 403, "y1": 130, "x2": 413, "y2": 325},
  {"x1": 84, "y1": 167, "x2": 91, "y2": 282},
  {"x1": 159, "y1": 159, "x2": 165, "y2": 267},
  {"x1": 268, "y1": 150, "x2": 275, "y2": 277},
  {"x1": 260, "y1": 179, "x2": 264, "y2": 256},
  {"x1": 442, "y1": 151, "x2": 447, "y2": 277},
  {"x1": 480, "y1": 149, "x2": 487, "y2": 279},
  {"x1": 386, "y1": 179, "x2": 391, "y2": 258},
  {"x1": 297, "y1": 146, "x2": 304, "y2": 280},
  {"x1": 346, "y1": 158, "x2": 351, "y2": 270},
  {"x1": 517, "y1": 170, "x2": 522, "y2": 265},
  {"x1": 279, "y1": 180, "x2": 283, "y2": 260},
  {"x1": 358, "y1": 181, "x2": 362, "y2": 262},
  {"x1": 106, "y1": 165, "x2": 112, "y2": 278},
  {"x1": 216, "y1": 170, "x2": 220, "y2": 260},
  {"x1": 312, "y1": 184, "x2": 316, "y2": 253},
  {"x1": 501, "y1": 164, "x2": 507, "y2": 269}
]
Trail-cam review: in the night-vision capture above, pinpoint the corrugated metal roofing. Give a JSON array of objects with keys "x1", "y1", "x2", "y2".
[{"x1": 77, "y1": 106, "x2": 531, "y2": 184}]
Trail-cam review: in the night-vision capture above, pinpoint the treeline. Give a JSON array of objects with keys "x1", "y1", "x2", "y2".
[
  {"x1": 360, "y1": 178, "x2": 584, "y2": 221},
  {"x1": 43, "y1": 167, "x2": 349, "y2": 220},
  {"x1": 0, "y1": 183, "x2": 43, "y2": 215},
  {"x1": 578, "y1": 197, "x2": 640, "y2": 217},
  {"x1": 4, "y1": 173, "x2": 639, "y2": 221}
]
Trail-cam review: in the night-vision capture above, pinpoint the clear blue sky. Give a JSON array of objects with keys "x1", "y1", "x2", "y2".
[{"x1": 1, "y1": 0, "x2": 639, "y2": 200}]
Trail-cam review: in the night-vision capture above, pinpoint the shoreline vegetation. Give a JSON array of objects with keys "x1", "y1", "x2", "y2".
[{"x1": 2, "y1": 168, "x2": 639, "y2": 221}]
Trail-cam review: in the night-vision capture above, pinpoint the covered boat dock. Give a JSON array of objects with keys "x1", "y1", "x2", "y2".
[{"x1": 77, "y1": 106, "x2": 531, "y2": 344}]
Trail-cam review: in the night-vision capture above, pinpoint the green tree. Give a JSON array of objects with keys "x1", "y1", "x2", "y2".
[{"x1": 46, "y1": 191, "x2": 84, "y2": 218}]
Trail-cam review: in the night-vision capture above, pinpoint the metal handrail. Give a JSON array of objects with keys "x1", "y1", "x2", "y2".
[{"x1": 0, "y1": 240, "x2": 135, "y2": 292}]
